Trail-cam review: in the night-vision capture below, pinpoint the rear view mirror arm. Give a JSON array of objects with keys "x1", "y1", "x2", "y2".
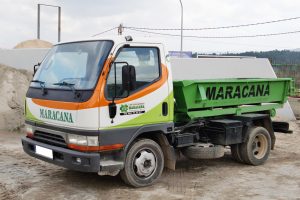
[
  {"x1": 33, "y1": 62, "x2": 41, "y2": 76},
  {"x1": 109, "y1": 61, "x2": 129, "y2": 123},
  {"x1": 110, "y1": 61, "x2": 129, "y2": 103}
]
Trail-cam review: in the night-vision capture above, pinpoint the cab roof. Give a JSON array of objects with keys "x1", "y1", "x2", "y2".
[{"x1": 56, "y1": 35, "x2": 162, "y2": 46}]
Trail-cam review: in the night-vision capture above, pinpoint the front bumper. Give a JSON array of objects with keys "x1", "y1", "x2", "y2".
[{"x1": 22, "y1": 136, "x2": 100, "y2": 173}]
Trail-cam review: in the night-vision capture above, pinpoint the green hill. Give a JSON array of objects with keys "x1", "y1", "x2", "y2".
[
  {"x1": 221, "y1": 50, "x2": 300, "y2": 66},
  {"x1": 220, "y1": 50, "x2": 300, "y2": 91}
]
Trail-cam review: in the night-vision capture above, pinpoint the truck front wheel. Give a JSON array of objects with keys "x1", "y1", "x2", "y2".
[
  {"x1": 240, "y1": 126, "x2": 271, "y2": 166},
  {"x1": 120, "y1": 139, "x2": 164, "y2": 187}
]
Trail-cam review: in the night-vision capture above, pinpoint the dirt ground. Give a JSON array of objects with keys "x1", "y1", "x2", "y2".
[{"x1": 0, "y1": 121, "x2": 299, "y2": 200}]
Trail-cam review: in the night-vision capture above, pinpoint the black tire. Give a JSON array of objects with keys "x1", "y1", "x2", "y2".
[
  {"x1": 230, "y1": 144, "x2": 244, "y2": 163},
  {"x1": 240, "y1": 126, "x2": 271, "y2": 166},
  {"x1": 120, "y1": 139, "x2": 164, "y2": 187},
  {"x1": 181, "y1": 143, "x2": 224, "y2": 159}
]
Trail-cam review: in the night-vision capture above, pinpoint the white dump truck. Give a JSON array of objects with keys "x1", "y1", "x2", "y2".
[{"x1": 22, "y1": 36, "x2": 293, "y2": 187}]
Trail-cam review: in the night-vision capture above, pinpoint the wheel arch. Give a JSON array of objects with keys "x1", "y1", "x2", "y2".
[
  {"x1": 125, "y1": 128, "x2": 176, "y2": 170},
  {"x1": 232, "y1": 113, "x2": 275, "y2": 150},
  {"x1": 252, "y1": 117, "x2": 275, "y2": 150}
]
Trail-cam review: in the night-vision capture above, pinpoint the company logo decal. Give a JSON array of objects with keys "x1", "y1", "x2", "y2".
[
  {"x1": 206, "y1": 84, "x2": 270, "y2": 100},
  {"x1": 40, "y1": 108, "x2": 74, "y2": 123},
  {"x1": 120, "y1": 103, "x2": 145, "y2": 115}
]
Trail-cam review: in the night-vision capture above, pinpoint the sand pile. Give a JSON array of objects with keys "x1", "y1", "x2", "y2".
[
  {"x1": 0, "y1": 64, "x2": 32, "y2": 131},
  {"x1": 14, "y1": 39, "x2": 52, "y2": 49}
]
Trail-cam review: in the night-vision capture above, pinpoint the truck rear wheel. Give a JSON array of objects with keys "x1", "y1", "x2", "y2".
[
  {"x1": 240, "y1": 126, "x2": 271, "y2": 165},
  {"x1": 120, "y1": 139, "x2": 164, "y2": 187}
]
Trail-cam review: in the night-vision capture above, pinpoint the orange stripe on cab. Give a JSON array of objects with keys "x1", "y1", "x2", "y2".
[
  {"x1": 31, "y1": 61, "x2": 168, "y2": 110},
  {"x1": 98, "y1": 64, "x2": 169, "y2": 107}
]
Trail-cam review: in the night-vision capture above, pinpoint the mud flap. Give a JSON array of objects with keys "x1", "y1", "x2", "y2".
[{"x1": 157, "y1": 134, "x2": 177, "y2": 170}]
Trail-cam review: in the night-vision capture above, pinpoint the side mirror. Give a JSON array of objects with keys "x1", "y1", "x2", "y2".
[
  {"x1": 108, "y1": 102, "x2": 117, "y2": 122},
  {"x1": 122, "y1": 65, "x2": 136, "y2": 92},
  {"x1": 33, "y1": 63, "x2": 41, "y2": 76},
  {"x1": 108, "y1": 62, "x2": 135, "y2": 123}
]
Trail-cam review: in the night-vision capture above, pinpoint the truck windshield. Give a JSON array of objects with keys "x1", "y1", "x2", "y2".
[{"x1": 31, "y1": 40, "x2": 113, "y2": 90}]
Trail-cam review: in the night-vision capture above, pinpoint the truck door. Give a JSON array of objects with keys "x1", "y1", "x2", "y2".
[{"x1": 99, "y1": 46, "x2": 171, "y2": 129}]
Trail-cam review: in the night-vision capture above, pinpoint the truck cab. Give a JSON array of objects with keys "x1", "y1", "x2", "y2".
[
  {"x1": 23, "y1": 36, "x2": 175, "y2": 185},
  {"x1": 22, "y1": 36, "x2": 293, "y2": 187}
]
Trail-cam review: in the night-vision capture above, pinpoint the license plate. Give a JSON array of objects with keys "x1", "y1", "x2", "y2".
[{"x1": 35, "y1": 145, "x2": 53, "y2": 159}]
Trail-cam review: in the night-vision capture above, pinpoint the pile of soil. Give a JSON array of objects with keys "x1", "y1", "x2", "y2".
[
  {"x1": 14, "y1": 39, "x2": 52, "y2": 49},
  {"x1": 0, "y1": 64, "x2": 32, "y2": 131}
]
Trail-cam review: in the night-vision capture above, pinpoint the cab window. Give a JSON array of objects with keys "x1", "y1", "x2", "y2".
[{"x1": 105, "y1": 47, "x2": 160, "y2": 99}]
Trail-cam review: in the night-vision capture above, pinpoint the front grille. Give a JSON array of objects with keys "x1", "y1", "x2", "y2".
[{"x1": 33, "y1": 131, "x2": 67, "y2": 148}]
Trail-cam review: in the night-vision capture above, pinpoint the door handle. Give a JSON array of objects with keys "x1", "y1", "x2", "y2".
[{"x1": 162, "y1": 102, "x2": 168, "y2": 116}]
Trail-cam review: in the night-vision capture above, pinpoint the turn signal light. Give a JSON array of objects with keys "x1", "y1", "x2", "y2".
[
  {"x1": 26, "y1": 125, "x2": 34, "y2": 138},
  {"x1": 67, "y1": 143, "x2": 124, "y2": 152}
]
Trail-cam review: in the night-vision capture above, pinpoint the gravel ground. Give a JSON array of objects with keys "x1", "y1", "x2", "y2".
[{"x1": 0, "y1": 121, "x2": 299, "y2": 200}]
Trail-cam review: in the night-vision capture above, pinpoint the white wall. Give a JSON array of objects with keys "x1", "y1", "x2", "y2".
[
  {"x1": 170, "y1": 57, "x2": 277, "y2": 80},
  {"x1": 0, "y1": 48, "x2": 50, "y2": 70}
]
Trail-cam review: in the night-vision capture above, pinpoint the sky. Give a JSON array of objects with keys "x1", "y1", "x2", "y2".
[{"x1": 1, "y1": 0, "x2": 300, "y2": 52}]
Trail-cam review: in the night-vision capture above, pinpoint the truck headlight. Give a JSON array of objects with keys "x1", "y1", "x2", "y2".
[
  {"x1": 67, "y1": 134, "x2": 99, "y2": 147},
  {"x1": 66, "y1": 134, "x2": 122, "y2": 152},
  {"x1": 68, "y1": 134, "x2": 87, "y2": 146}
]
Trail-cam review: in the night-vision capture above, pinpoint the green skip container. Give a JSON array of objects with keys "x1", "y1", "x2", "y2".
[{"x1": 173, "y1": 78, "x2": 294, "y2": 122}]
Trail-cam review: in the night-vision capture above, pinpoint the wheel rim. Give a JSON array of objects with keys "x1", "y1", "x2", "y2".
[
  {"x1": 133, "y1": 148, "x2": 157, "y2": 178},
  {"x1": 251, "y1": 133, "x2": 268, "y2": 159}
]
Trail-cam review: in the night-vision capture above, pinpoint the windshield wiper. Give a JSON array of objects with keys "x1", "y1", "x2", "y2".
[
  {"x1": 53, "y1": 81, "x2": 76, "y2": 94},
  {"x1": 31, "y1": 80, "x2": 47, "y2": 95}
]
